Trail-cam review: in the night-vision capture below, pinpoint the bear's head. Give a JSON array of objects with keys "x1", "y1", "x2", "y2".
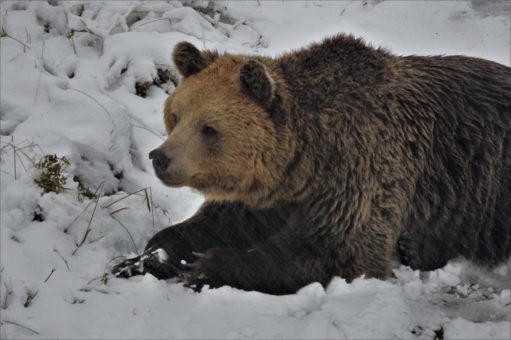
[{"x1": 150, "y1": 42, "x2": 295, "y2": 207}]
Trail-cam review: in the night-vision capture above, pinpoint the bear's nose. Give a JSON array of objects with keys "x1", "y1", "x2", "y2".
[{"x1": 149, "y1": 149, "x2": 170, "y2": 174}]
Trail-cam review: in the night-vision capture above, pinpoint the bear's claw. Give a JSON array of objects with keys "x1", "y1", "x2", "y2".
[
  {"x1": 112, "y1": 255, "x2": 144, "y2": 278},
  {"x1": 111, "y1": 248, "x2": 173, "y2": 278},
  {"x1": 192, "y1": 251, "x2": 207, "y2": 258}
]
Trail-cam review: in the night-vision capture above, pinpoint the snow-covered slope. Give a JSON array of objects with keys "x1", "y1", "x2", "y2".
[{"x1": 1, "y1": 1, "x2": 510, "y2": 339}]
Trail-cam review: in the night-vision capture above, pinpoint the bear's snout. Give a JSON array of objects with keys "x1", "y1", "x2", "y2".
[{"x1": 149, "y1": 149, "x2": 170, "y2": 175}]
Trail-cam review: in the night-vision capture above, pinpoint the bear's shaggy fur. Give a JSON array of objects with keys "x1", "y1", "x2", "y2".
[{"x1": 114, "y1": 34, "x2": 511, "y2": 295}]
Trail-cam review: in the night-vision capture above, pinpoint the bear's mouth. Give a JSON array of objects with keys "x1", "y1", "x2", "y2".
[
  {"x1": 160, "y1": 179, "x2": 186, "y2": 187},
  {"x1": 156, "y1": 172, "x2": 249, "y2": 202},
  {"x1": 154, "y1": 171, "x2": 187, "y2": 187}
]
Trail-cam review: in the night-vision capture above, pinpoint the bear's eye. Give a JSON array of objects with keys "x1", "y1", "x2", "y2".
[{"x1": 202, "y1": 125, "x2": 217, "y2": 137}]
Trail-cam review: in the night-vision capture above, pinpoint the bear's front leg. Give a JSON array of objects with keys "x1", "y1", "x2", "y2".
[
  {"x1": 112, "y1": 201, "x2": 290, "y2": 279},
  {"x1": 183, "y1": 206, "x2": 398, "y2": 294},
  {"x1": 183, "y1": 232, "x2": 337, "y2": 295}
]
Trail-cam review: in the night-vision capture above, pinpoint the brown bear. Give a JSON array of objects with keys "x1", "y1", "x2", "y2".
[{"x1": 113, "y1": 34, "x2": 511, "y2": 295}]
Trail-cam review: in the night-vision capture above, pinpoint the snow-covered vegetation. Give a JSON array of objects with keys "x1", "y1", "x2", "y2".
[{"x1": 1, "y1": 1, "x2": 510, "y2": 338}]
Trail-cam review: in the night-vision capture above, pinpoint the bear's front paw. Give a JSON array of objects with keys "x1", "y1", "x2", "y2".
[
  {"x1": 182, "y1": 248, "x2": 249, "y2": 292},
  {"x1": 111, "y1": 255, "x2": 144, "y2": 278},
  {"x1": 112, "y1": 248, "x2": 178, "y2": 279}
]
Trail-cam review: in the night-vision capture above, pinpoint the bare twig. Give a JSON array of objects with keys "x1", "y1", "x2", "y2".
[
  {"x1": 73, "y1": 27, "x2": 102, "y2": 39},
  {"x1": 78, "y1": 17, "x2": 108, "y2": 40},
  {"x1": 0, "y1": 140, "x2": 46, "y2": 158},
  {"x1": 340, "y1": 0, "x2": 355, "y2": 16},
  {"x1": 13, "y1": 148, "x2": 37, "y2": 167},
  {"x1": 103, "y1": 187, "x2": 148, "y2": 209},
  {"x1": 24, "y1": 26, "x2": 31, "y2": 45},
  {"x1": 149, "y1": 187, "x2": 156, "y2": 230},
  {"x1": 109, "y1": 207, "x2": 129, "y2": 215},
  {"x1": 53, "y1": 248, "x2": 70, "y2": 271},
  {"x1": 98, "y1": 89, "x2": 164, "y2": 139},
  {"x1": 72, "y1": 183, "x2": 104, "y2": 255},
  {"x1": 44, "y1": 268, "x2": 56, "y2": 282},
  {"x1": 13, "y1": 148, "x2": 28, "y2": 172},
  {"x1": 64, "y1": 182, "x2": 104, "y2": 233},
  {"x1": 67, "y1": 88, "x2": 115, "y2": 125},
  {"x1": 1, "y1": 320, "x2": 39, "y2": 335},
  {"x1": 63, "y1": 199, "x2": 95, "y2": 233},
  {"x1": 34, "y1": 39, "x2": 46, "y2": 102},
  {"x1": 103, "y1": 255, "x2": 128, "y2": 277},
  {"x1": 138, "y1": 17, "x2": 172, "y2": 28},
  {"x1": 1, "y1": 139, "x2": 41, "y2": 178},
  {"x1": 63, "y1": 5, "x2": 78, "y2": 55},
  {"x1": 110, "y1": 214, "x2": 139, "y2": 254},
  {"x1": 143, "y1": 188, "x2": 151, "y2": 212},
  {"x1": 0, "y1": 27, "x2": 31, "y2": 50},
  {"x1": 130, "y1": 123, "x2": 165, "y2": 139},
  {"x1": 12, "y1": 136, "x2": 16, "y2": 180},
  {"x1": 3, "y1": 283, "x2": 12, "y2": 309},
  {"x1": 79, "y1": 286, "x2": 110, "y2": 294}
]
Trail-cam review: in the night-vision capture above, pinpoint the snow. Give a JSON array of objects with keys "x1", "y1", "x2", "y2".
[{"x1": 1, "y1": 1, "x2": 510, "y2": 339}]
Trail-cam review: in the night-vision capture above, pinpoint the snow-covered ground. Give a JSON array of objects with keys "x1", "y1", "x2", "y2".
[{"x1": 1, "y1": 1, "x2": 510, "y2": 338}]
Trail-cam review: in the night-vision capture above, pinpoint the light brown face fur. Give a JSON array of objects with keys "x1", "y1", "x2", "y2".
[{"x1": 155, "y1": 56, "x2": 283, "y2": 204}]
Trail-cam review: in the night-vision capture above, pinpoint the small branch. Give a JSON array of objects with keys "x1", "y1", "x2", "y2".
[
  {"x1": 12, "y1": 136, "x2": 16, "y2": 180},
  {"x1": 53, "y1": 248, "x2": 70, "y2": 271},
  {"x1": 13, "y1": 148, "x2": 37, "y2": 167},
  {"x1": 1, "y1": 320, "x2": 39, "y2": 336},
  {"x1": 67, "y1": 88, "x2": 115, "y2": 125},
  {"x1": 67, "y1": 30, "x2": 78, "y2": 55},
  {"x1": 106, "y1": 3, "x2": 135, "y2": 35},
  {"x1": 0, "y1": 27, "x2": 31, "y2": 50},
  {"x1": 103, "y1": 187, "x2": 148, "y2": 209},
  {"x1": 72, "y1": 183, "x2": 104, "y2": 255},
  {"x1": 0, "y1": 140, "x2": 45, "y2": 157},
  {"x1": 110, "y1": 215, "x2": 139, "y2": 255},
  {"x1": 3, "y1": 283, "x2": 12, "y2": 309},
  {"x1": 0, "y1": 141, "x2": 43, "y2": 174},
  {"x1": 109, "y1": 207, "x2": 129, "y2": 215},
  {"x1": 149, "y1": 187, "x2": 156, "y2": 230},
  {"x1": 63, "y1": 5, "x2": 78, "y2": 55},
  {"x1": 138, "y1": 17, "x2": 172, "y2": 28},
  {"x1": 24, "y1": 26, "x2": 31, "y2": 44},
  {"x1": 63, "y1": 198, "x2": 95, "y2": 233},
  {"x1": 130, "y1": 123, "x2": 165, "y2": 139},
  {"x1": 13, "y1": 148, "x2": 28, "y2": 172},
  {"x1": 78, "y1": 17, "x2": 108, "y2": 40},
  {"x1": 34, "y1": 39, "x2": 46, "y2": 103},
  {"x1": 70, "y1": 28, "x2": 102, "y2": 38},
  {"x1": 340, "y1": 0, "x2": 355, "y2": 16},
  {"x1": 44, "y1": 268, "x2": 56, "y2": 282},
  {"x1": 143, "y1": 188, "x2": 151, "y2": 212}
]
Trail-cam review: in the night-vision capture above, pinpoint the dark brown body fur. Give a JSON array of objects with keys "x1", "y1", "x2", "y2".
[{"x1": 114, "y1": 34, "x2": 511, "y2": 295}]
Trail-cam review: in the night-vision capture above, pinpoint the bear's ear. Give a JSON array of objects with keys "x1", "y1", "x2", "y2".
[
  {"x1": 240, "y1": 60, "x2": 275, "y2": 109},
  {"x1": 172, "y1": 41, "x2": 217, "y2": 77}
]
